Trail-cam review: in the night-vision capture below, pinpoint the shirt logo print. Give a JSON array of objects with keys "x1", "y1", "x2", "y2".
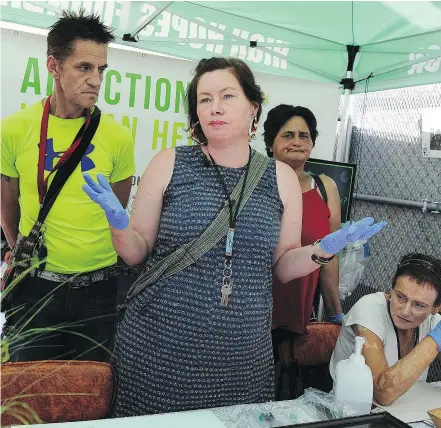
[{"x1": 41, "y1": 138, "x2": 95, "y2": 172}]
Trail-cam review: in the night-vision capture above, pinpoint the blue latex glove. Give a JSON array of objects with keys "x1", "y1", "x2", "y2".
[
  {"x1": 428, "y1": 321, "x2": 441, "y2": 352},
  {"x1": 328, "y1": 313, "x2": 345, "y2": 324},
  {"x1": 320, "y1": 217, "x2": 387, "y2": 255},
  {"x1": 82, "y1": 173, "x2": 129, "y2": 230}
]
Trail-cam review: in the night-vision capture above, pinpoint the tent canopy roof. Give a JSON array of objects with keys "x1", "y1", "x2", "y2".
[{"x1": 2, "y1": 1, "x2": 440, "y2": 92}]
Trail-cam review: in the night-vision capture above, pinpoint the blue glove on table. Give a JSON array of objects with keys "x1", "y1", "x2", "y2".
[
  {"x1": 428, "y1": 321, "x2": 441, "y2": 352},
  {"x1": 328, "y1": 313, "x2": 345, "y2": 324},
  {"x1": 82, "y1": 173, "x2": 129, "y2": 230},
  {"x1": 320, "y1": 217, "x2": 387, "y2": 255}
]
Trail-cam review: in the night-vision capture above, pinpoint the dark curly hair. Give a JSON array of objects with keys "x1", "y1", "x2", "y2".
[
  {"x1": 185, "y1": 57, "x2": 264, "y2": 144},
  {"x1": 47, "y1": 9, "x2": 115, "y2": 60},
  {"x1": 263, "y1": 104, "x2": 319, "y2": 157},
  {"x1": 392, "y1": 253, "x2": 441, "y2": 306}
]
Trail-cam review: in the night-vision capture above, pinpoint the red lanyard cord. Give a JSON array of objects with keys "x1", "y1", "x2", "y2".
[{"x1": 37, "y1": 96, "x2": 91, "y2": 206}]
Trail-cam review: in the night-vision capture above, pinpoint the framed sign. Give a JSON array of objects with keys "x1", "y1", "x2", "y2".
[
  {"x1": 305, "y1": 158, "x2": 357, "y2": 223},
  {"x1": 421, "y1": 108, "x2": 441, "y2": 159}
]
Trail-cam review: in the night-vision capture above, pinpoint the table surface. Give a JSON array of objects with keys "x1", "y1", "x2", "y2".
[
  {"x1": 11, "y1": 382, "x2": 441, "y2": 428},
  {"x1": 408, "y1": 381, "x2": 440, "y2": 428}
]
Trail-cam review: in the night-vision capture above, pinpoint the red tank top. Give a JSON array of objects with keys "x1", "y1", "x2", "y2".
[{"x1": 272, "y1": 183, "x2": 331, "y2": 334}]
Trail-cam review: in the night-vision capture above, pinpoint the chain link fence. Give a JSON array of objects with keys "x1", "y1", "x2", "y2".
[{"x1": 341, "y1": 83, "x2": 441, "y2": 381}]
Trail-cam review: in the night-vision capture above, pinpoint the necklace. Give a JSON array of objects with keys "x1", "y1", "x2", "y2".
[{"x1": 399, "y1": 329, "x2": 416, "y2": 353}]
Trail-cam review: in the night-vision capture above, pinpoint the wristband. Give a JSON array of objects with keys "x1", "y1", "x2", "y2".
[{"x1": 328, "y1": 313, "x2": 345, "y2": 323}]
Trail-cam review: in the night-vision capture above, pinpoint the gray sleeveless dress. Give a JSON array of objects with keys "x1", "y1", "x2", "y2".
[{"x1": 112, "y1": 145, "x2": 283, "y2": 416}]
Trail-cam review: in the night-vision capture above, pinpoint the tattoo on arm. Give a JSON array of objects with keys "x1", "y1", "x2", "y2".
[{"x1": 1, "y1": 174, "x2": 12, "y2": 182}]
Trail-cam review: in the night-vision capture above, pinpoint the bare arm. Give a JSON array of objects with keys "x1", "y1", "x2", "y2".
[
  {"x1": 273, "y1": 162, "x2": 334, "y2": 282},
  {"x1": 111, "y1": 177, "x2": 132, "y2": 208},
  {"x1": 318, "y1": 175, "x2": 343, "y2": 317},
  {"x1": 1, "y1": 174, "x2": 20, "y2": 248},
  {"x1": 110, "y1": 149, "x2": 175, "y2": 266},
  {"x1": 320, "y1": 257, "x2": 342, "y2": 317},
  {"x1": 354, "y1": 324, "x2": 439, "y2": 406}
]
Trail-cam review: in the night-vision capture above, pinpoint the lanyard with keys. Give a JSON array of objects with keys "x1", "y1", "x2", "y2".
[{"x1": 207, "y1": 146, "x2": 251, "y2": 306}]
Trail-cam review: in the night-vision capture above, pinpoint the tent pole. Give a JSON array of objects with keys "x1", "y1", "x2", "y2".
[
  {"x1": 356, "y1": 52, "x2": 441, "y2": 83},
  {"x1": 188, "y1": 1, "x2": 344, "y2": 49},
  {"x1": 335, "y1": 74, "x2": 352, "y2": 162},
  {"x1": 124, "y1": 2, "x2": 174, "y2": 41},
  {"x1": 343, "y1": 116, "x2": 353, "y2": 163},
  {"x1": 335, "y1": 45, "x2": 359, "y2": 162}
]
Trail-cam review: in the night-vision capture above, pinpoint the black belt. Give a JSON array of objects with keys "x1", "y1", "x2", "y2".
[{"x1": 28, "y1": 265, "x2": 140, "y2": 288}]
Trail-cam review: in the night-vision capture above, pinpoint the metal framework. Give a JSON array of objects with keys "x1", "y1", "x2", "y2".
[{"x1": 354, "y1": 193, "x2": 441, "y2": 213}]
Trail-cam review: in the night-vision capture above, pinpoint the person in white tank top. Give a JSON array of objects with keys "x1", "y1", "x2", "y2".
[{"x1": 330, "y1": 252, "x2": 441, "y2": 406}]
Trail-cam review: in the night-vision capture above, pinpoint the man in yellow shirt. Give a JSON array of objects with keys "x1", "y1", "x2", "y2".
[{"x1": 1, "y1": 10, "x2": 135, "y2": 362}]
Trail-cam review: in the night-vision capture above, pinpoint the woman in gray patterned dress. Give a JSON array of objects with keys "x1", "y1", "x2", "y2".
[{"x1": 83, "y1": 57, "x2": 386, "y2": 416}]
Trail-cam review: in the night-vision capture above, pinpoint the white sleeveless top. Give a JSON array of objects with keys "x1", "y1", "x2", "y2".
[{"x1": 330, "y1": 292, "x2": 441, "y2": 382}]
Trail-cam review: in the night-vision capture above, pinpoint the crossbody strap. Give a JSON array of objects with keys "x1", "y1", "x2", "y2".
[
  {"x1": 3, "y1": 109, "x2": 102, "y2": 287},
  {"x1": 127, "y1": 150, "x2": 270, "y2": 301},
  {"x1": 311, "y1": 173, "x2": 328, "y2": 205},
  {"x1": 36, "y1": 107, "x2": 102, "y2": 226}
]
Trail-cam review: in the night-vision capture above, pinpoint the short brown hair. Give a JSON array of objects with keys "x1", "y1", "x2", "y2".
[{"x1": 392, "y1": 253, "x2": 441, "y2": 306}]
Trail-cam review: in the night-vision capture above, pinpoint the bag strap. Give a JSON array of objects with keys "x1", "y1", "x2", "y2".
[
  {"x1": 127, "y1": 150, "x2": 270, "y2": 301},
  {"x1": 34, "y1": 107, "x2": 101, "y2": 228},
  {"x1": 310, "y1": 172, "x2": 328, "y2": 317},
  {"x1": 4, "y1": 109, "x2": 102, "y2": 285},
  {"x1": 311, "y1": 173, "x2": 328, "y2": 205}
]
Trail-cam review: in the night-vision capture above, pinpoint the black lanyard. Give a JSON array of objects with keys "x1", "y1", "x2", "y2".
[{"x1": 207, "y1": 146, "x2": 252, "y2": 257}]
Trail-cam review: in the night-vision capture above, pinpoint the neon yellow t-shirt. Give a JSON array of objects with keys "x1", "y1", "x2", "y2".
[{"x1": 1, "y1": 101, "x2": 135, "y2": 273}]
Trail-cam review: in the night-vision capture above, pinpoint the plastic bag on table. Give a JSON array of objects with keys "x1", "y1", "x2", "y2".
[
  {"x1": 302, "y1": 387, "x2": 359, "y2": 419},
  {"x1": 245, "y1": 389, "x2": 358, "y2": 428},
  {"x1": 338, "y1": 240, "x2": 371, "y2": 300},
  {"x1": 246, "y1": 398, "x2": 325, "y2": 427}
]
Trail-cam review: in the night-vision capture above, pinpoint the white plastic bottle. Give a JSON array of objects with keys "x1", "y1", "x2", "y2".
[{"x1": 335, "y1": 336, "x2": 373, "y2": 415}]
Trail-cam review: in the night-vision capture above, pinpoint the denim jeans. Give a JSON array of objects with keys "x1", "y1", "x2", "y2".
[{"x1": 4, "y1": 273, "x2": 118, "y2": 362}]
